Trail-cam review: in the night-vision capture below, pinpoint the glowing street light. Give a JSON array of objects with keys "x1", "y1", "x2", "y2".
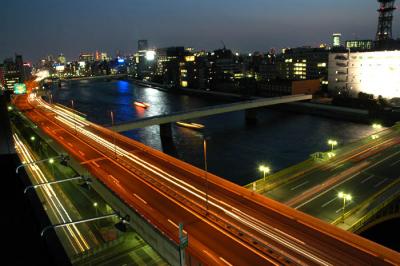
[
  {"x1": 327, "y1": 152, "x2": 336, "y2": 159},
  {"x1": 328, "y1": 139, "x2": 338, "y2": 152},
  {"x1": 93, "y1": 202, "x2": 99, "y2": 222},
  {"x1": 30, "y1": 136, "x2": 36, "y2": 141},
  {"x1": 49, "y1": 158, "x2": 55, "y2": 164},
  {"x1": 203, "y1": 137, "x2": 209, "y2": 211},
  {"x1": 71, "y1": 100, "x2": 77, "y2": 135},
  {"x1": 110, "y1": 111, "x2": 117, "y2": 158},
  {"x1": 7, "y1": 106, "x2": 13, "y2": 111},
  {"x1": 372, "y1": 124, "x2": 383, "y2": 140},
  {"x1": 258, "y1": 165, "x2": 270, "y2": 181},
  {"x1": 372, "y1": 123, "x2": 382, "y2": 130},
  {"x1": 338, "y1": 192, "x2": 352, "y2": 222}
]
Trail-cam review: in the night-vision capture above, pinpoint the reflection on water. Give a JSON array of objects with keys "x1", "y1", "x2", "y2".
[{"x1": 54, "y1": 80, "x2": 376, "y2": 185}]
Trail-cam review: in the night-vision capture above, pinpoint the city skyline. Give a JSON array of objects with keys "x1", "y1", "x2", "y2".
[{"x1": 1, "y1": 0, "x2": 399, "y2": 62}]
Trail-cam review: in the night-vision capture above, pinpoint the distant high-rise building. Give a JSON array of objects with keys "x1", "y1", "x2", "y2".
[
  {"x1": 0, "y1": 65, "x2": 5, "y2": 88},
  {"x1": 79, "y1": 53, "x2": 94, "y2": 62},
  {"x1": 15, "y1": 54, "x2": 25, "y2": 82},
  {"x1": 276, "y1": 47, "x2": 329, "y2": 86},
  {"x1": 345, "y1": 40, "x2": 374, "y2": 51},
  {"x1": 101, "y1": 52, "x2": 109, "y2": 61},
  {"x1": 58, "y1": 53, "x2": 66, "y2": 64},
  {"x1": 138, "y1": 40, "x2": 149, "y2": 51},
  {"x1": 332, "y1": 33, "x2": 342, "y2": 47},
  {"x1": 376, "y1": 0, "x2": 396, "y2": 41},
  {"x1": 2, "y1": 58, "x2": 20, "y2": 90}
]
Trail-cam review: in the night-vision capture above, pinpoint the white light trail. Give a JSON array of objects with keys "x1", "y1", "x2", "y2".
[
  {"x1": 14, "y1": 133, "x2": 89, "y2": 254},
  {"x1": 32, "y1": 94, "x2": 332, "y2": 265}
]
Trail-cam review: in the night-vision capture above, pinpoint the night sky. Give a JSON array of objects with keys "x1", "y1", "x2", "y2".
[{"x1": 1, "y1": 0, "x2": 399, "y2": 62}]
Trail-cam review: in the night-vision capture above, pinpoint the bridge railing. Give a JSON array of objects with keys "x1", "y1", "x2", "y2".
[
  {"x1": 334, "y1": 178, "x2": 400, "y2": 232},
  {"x1": 244, "y1": 158, "x2": 317, "y2": 194},
  {"x1": 348, "y1": 185, "x2": 400, "y2": 233}
]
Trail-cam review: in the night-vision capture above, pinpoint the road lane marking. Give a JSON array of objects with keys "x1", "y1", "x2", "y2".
[
  {"x1": 219, "y1": 257, "x2": 233, "y2": 266},
  {"x1": 202, "y1": 250, "x2": 219, "y2": 263},
  {"x1": 360, "y1": 175, "x2": 374, "y2": 184},
  {"x1": 108, "y1": 174, "x2": 120, "y2": 184},
  {"x1": 295, "y1": 172, "x2": 361, "y2": 209},
  {"x1": 168, "y1": 219, "x2": 187, "y2": 234},
  {"x1": 331, "y1": 163, "x2": 345, "y2": 171},
  {"x1": 390, "y1": 158, "x2": 400, "y2": 166},
  {"x1": 80, "y1": 157, "x2": 106, "y2": 165},
  {"x1": 92, "y1": 161, "x2": 100, "y2": 168},
  {"x1": 374, "y1": 178, "x2": 389, "y2": 188},
  {"x1": 321, "y1": 197, "x2": 336, "y2": 208},
  {"x1": 133, "y1": 193, "x2": 147, "y2": 205},
  {"x1": 335, "y1": 203, "x2": 352, "y2": 213},
  {"x1": 290, "y1": 181, "x2": 309, "y2": 191}
]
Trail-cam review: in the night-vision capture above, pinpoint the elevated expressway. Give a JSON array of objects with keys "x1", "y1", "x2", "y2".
[{"x1": 13, "y1": 93, "x2": 400, "y2": 266}]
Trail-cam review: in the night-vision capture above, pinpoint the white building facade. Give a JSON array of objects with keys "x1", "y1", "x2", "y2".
[{"x1": 328, "y1": 50, "x2": 400, "y2": 99}]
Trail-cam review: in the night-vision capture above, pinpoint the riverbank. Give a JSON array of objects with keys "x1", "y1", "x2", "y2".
[{"x1": 127, "y1": 78, "x2": 381, "y2": 125}]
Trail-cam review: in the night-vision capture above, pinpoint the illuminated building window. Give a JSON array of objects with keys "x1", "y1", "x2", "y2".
[{"x1": 181, "y1": 81, "x2": 188, "y2": 87}]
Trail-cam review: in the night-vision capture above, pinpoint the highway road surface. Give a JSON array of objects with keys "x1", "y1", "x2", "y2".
[{"x1": 12, "y1": 93, "x2": 400, "y2": 266}]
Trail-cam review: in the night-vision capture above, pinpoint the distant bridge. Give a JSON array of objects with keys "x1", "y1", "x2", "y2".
[{"x1": 110, "y1": 94, "x2": 312, "y2": 132}]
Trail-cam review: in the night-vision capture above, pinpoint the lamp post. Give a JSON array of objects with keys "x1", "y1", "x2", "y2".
[
  {"x1": 259, "y1": 165, "x2": 270, "y2": 190},
  {"x1": 110, "y1": 111, "x2": 117, "y2": 158},
  {"x1": 372, "y1": 123, "x2": 382, "y2": 130},
  {"x1": 16, "y1": 155, "x2": 63, "y2": 174},
  {"x1": 71, "y1": 100, "x2": 77, "y2": 135},
  {"x1": 338, "y1": 192, "x2": 352, "y2": 222},
  {"x1": 93, "y1": 202, "x2": 99, "y2": 226},
  {"x1": 328, "y1": 139, "x2": 338, "y2": 152},
  {"x1": 203, "y1": 138, "x2": 209, "y2": 212},
  {"x1": 372, "y1": 124, "x2": 382, "y2": 140},
  {"x1": 49, "y1": 158, "x2": 55, "y2": 176}
]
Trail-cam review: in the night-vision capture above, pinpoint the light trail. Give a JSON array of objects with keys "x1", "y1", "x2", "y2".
[
  {"x1": 34, "y1": 95, "x2": 334, "y2": 265},
  {"x1": 13, "y1": 133, "x2": 90, "y2": 254}
]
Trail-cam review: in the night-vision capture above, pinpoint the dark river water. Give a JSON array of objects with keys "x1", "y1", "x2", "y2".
[{"x1": 52, "y1": 79, "x2": 376, "y2": 186}]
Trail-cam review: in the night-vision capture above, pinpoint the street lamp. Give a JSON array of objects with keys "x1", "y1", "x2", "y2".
[
  {"x1": 203, "y1": 138, "x2": 209, "y2": 211},
  {"x1": 71, "y1": 100, "x2": 77, "y2": 135},
  {"x1": 30, "y1": 136, "x2": 36, "y2": 141},
  {"x1": 372, "y1": 124, "x2": 382, "y2": 140},
  {"x1": 372, "y1": 123, "x2": 382, "y2": 130},
  {"x1": 259, "y1": 165, "x2": 271, "y2": 191},
  {"x1": 328, "y1": 139, "x2": 338, "y2": 152},
  {"x1": 258, "y1": 165, "x2": 270, "y2": 181},
  {"x1": 93, "y1": 202, "x2": 99, "y2": 223},
  {"x1": 338, "y1": 192, "x2": 352, "y2": 222},
  {"x1": 110, "y1": 111, "x2": 117, "y2": 158}
]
